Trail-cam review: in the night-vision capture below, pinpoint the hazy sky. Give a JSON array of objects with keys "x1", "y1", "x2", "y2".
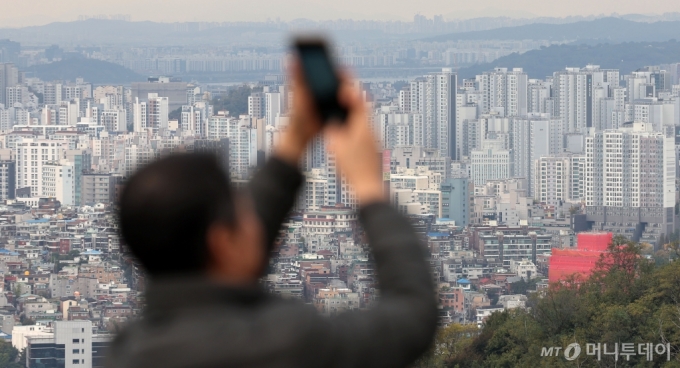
[{"x1": 2, "y1": 0, "x2": 680, "y2": 27}]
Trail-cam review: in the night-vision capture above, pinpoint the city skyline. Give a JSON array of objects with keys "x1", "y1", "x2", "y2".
[{"x1": 2, "y1": 1, "x2": 680, "y2": 28}]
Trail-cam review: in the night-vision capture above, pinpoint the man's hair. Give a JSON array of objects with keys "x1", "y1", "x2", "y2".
[{"x1": 118, "y1": 153, "x2": 236, "y2": 275}]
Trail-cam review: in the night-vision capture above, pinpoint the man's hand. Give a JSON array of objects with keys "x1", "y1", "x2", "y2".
[
  {"x1": 326, "y1": 76, "x2": 385, "y2": 205},
  {"x1": 275, "y1": 61, "x2": 324, "y2": 166}
]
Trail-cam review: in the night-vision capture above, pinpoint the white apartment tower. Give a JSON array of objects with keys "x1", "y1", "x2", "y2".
[
  {"x1": 100, "y1": 110, "x2": 127, "y2": 132},
  {"x1": 409, "y1": 69, "x2": 458, "y2": 158},
  {"x1": 15, "y1": 139, "x2": 68, "y2": 196},
  {"x1": 248, "y1": 92, "x2": 265, "y2": 119},
  {"x1": 146, "y1": 93, "x2": 169, "y2": 131},
  {"x1": 585, "y1": 122, "x2": 676, "y2": 245},
  {"x1": 41, "y1": 161, "x2": 75, "y2": 206},
  {"x1": 132, "y1": 98, "x2": 148, "y2": 132},
  {"x1": 470, "y1": 147, "x2": 512, "y2": 185},
  {"x1": 476, "y1": 67, "x2": 528, "y2": 117},
  {"x1": 534, "y1": 155, "x2": 571, "y2": 206},
  {"x1": 553, "y1": 65, "x2": 620, "y2": 134},
  {"x1": 511, "y1": 114, "x2": 563, "y2": 196}
]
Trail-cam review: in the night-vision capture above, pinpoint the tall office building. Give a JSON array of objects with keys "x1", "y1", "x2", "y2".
[{"x1": 585, "y1": 122, "x2": 676, "y2": 246}]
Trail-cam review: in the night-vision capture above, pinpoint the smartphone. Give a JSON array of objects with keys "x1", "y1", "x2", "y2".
[{"x1": 294, "y1": 38, "x2": 348, "y2": 124}]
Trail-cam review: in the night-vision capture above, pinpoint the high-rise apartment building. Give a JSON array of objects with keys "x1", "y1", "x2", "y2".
[
  {"x1": 409, "y1": 69, "x2": 458, "y2": 158},
  {"x1": 527, "y1": 79, "x2": 551, "y2": 114},
  {"x1": 146, "y1": 93, "x2": 169, "y2": 131},
  {"x1": 15, "y1": 139, "x2": 68, "y2": 196},
  {"x1": 470, "y1": 146, "x2": 511, "y2": 185},
  {"x1": 42, "y1": 161, "x2": 75, "y2": 206},
  {"x1": 553, "y1": 65, "x2": 620, "y2": 134},
  {"x1": 511, "y1": 114, "x2": 563, "y2": 196},
  {"x1": 476, "y1": 67, "x2": 528, "y2": 117},
  {"x1": 533, "y1": 155, "x2": 570, "y2": 206},
  {"x1": 44, "y1": 82, "x2": 63, "y2": 105},
  {"x1": 585, "y1": 122, "x2": 676, "y2": 245},
  {"x1": 248, "y1": 92, "x2": 265, "y2": 119},
  {"x1": 5, "y1": 85, "x2": 28, "y2": 107},
  {"x1": 100, "y1": 110, "x2": 127, "y2": 132},
  {"x1": 81, "y1": 173, "x2": 118, "y2": 205},
  {"x1": 0, "y1": 160, "x2": 15, "y2": 200},
  {"x1": 0, "y1": 63, "x2": 19, "y2": 106},
  {"x1": 132, "y1": 98, "x2": 147, "y2": 132}
]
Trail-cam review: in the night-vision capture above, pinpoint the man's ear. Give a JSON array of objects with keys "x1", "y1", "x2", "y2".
[{"x1": 206, "y1": 222, "x2": 234, "y2": 272}]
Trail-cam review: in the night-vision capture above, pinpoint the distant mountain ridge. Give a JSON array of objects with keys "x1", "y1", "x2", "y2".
[
  {"x1": 25, "y1": 58, "x2": 143, "y2": 84},
  {"x1": 2, "y1": 15, "x2": 680, "y2": 46},
  {"x1": 424, "y1": 17, "x2": 680, "y2": 43},
  {"x1": 457, "y1": 40, "x2": 680, "y2": 80}
]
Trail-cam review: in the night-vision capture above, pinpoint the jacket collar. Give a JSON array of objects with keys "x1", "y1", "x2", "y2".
[{"x1": 144, "y1": 275, "x2": 269, "y2": 314}]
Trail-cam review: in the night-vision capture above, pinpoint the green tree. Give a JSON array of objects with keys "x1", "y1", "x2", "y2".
[
  {"x1": 445, "y1": 236, "x2": 680, "y2": 367},
  {"x1": 415, "y1": 323, "x2": 480, "y2": 367},
  {"x1": 168, "y1": 107, "x2": 182, "y2": 121},
  {"x1": 0, "y1": 339, "x2": 23, "y2": 367},
  {"x1": 19, "y1": 315, "x2": 35, "y2": 326},
  {"x1": 510, "y1": 278, "x2": 538, "y2": 295}
]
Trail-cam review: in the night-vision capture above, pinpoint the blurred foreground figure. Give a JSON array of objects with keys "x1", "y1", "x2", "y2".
[{"x1": 107, "y1": 66, "x2": 437, "y2": 368}]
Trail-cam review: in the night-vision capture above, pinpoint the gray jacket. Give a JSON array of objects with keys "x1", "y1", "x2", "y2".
[{"x1": 106, "y1": 158, "x2": 437, "y2": 368}]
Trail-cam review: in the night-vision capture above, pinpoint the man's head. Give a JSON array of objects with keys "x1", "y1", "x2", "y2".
[{"x1": 118, "y1": 153, "x2": 264, "y2": 281}]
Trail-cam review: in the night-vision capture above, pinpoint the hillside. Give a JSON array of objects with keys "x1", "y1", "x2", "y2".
[
  {"x1": 425, "y1": 17, "x2": 680, "y2": 43},
  {"x1": 457, "y1": 40, "x2": 680, "y2": 80},
  {"x1": 426, "y1": 237, "x2": 680, "y2": 367},
  {"x1": 25, "y1": 58, "x2": 144, "y2": 84}
]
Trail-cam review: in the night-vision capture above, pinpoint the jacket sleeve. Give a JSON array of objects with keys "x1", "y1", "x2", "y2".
[
  {"x1": 305, "y1": 203, "x2": 438, "y2": 368},
  {"x1": 247, "y1": 157, "x2": 303, "y2": 253}
]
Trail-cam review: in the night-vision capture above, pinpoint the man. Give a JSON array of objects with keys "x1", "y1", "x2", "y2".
[{"x1": 107, "y1": 67, "x2": 437, "y2": 368}]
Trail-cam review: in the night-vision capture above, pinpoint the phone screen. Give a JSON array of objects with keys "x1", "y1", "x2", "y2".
[{"x1": 296, "y1": 41, "x2": 348, "y2": 123}]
